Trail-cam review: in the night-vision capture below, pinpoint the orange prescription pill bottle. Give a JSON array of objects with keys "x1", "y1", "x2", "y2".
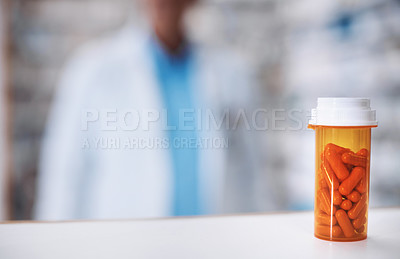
[{"x1": 309, "y1": 98, "x2": 377, "y2": 241}]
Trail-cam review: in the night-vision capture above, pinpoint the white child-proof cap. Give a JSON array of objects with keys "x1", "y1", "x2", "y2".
[{"x1": 309, "y1": 98, "x2": 378, "y2": 127}]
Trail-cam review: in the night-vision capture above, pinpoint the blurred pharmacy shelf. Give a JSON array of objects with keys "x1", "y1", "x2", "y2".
[{"x1": 0, "y1": 207, "x2": 399, "y2": 259}]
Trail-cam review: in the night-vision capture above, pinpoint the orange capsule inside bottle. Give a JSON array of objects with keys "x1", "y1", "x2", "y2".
[
  {"x1": 325, "y1": 143, "x2": 351, "y2": 155},
  {"x1": 319, "y1": 178, "x2": 328, "y2": 189},
  {"x1": 348, "y1": 194, "x2": 367, "y2": 220},
  {"x1": 339, "y1": 167, "x2": 365, "y2": 196},
  {"x1": 336, "y1": 209, "x2": 355, "y2": 238},
  {"x1": 356, "y1": 148, "x2": 369, "y2": 157},
  {"x1": 333, "y1": 190, "x2": 343, "y2": 205},
  {"x1": 318, "y1": 188, "x2": 336, "y2": 215},
  {"x1": 356, "y1": 225, "x2": 365, "y2": 234},
  {"x1": 352, "y1": 206, "x2": 367, "y2": 229},
  {"x1": 325, "y1": 148, "x2": 349, "y2": 181},
  {"x1": 342, "y1": 152, "x2": 367, "y2": 168},
  {"x1": 340, "y1": 199, "x2": 352, "y2": 211},
  {"x1": 316, "y1": 212, "x2": 337, "y2": 226},
  {"x1": 347, "y1": 190, "x2": 361, "y2": 203},
  {"x1": 356, "y1": 177, "x2": 367, "y2": 194},
  {"x1": 321, "y1": 162, "x2": 340, "y2": 190}
]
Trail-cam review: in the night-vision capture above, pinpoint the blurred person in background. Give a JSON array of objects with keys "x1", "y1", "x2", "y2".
[{"x1": 34, "y1": 0, "x2": 260, "y2": 220}]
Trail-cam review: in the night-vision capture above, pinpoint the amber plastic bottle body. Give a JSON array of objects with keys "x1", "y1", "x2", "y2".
[{"x1": 313, "y1": 126, "x2": 372, "y2": 241}]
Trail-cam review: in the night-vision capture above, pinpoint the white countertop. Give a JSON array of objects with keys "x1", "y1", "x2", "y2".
[{"x1": 0, "y1": 208, "x2": 399, "y2": 259}]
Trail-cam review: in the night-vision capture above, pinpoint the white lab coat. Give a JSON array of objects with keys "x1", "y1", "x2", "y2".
[{"x1": 34, "y1": 24, "x2": 254, "y2": 220}]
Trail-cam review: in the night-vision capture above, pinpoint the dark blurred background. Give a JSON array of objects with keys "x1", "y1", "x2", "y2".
[{"x1": 1, "y1": 0, "x2": 399, "y2": 220}]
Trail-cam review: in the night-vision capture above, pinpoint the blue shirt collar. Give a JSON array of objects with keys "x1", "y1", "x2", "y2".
[{"x1": 148, "y1": 34, "x2": 193, "y2": 68}]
